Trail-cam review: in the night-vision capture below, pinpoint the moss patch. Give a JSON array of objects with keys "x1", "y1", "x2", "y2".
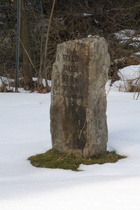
[{"x1": 28, "y1": 149, "x2": 126, "y2": 171}]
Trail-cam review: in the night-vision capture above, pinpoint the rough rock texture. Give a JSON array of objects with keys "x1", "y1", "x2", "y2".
[{"x1": 50, "y1": 37, "x2": 110, "y2": 158}]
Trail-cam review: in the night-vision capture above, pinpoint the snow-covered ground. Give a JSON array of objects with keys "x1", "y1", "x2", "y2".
[{"x1": 0, "y1": 65, "x2": 140, "y2": 210}]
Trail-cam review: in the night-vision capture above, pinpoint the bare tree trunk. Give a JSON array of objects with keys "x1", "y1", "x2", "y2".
[
  {"x1": 43, "y1": 0, "x2": 56, "y2": 92},
  {"x1": 20, "y1": 0, "x2": 33, "y2": 89}
]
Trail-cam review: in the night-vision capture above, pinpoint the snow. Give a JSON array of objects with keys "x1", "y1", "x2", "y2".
[
  {"x1": 114, "y1": 29, "x2": 140, "y2": 47},
  {"x1": 0, "y1": 77, "x2": 51, "y2": 93},
  {"x1": 0, "y1": 65, "x2": 140, "y2": 209},
  {"x1": 83, "y1": 13, "x2": 92, "y2": 17},
  {"x1": 114, "y1": 29, "x2": 135, "y2": 40},
  {"x1": 135, "y1": 51, "x2": 140, "y2": 55},
  {"x1": 118, "y1": 65, "x2": 140, "y2": 80},
  {"x1": 109, "y1": 65, "x2": 140, "y2": 92}
]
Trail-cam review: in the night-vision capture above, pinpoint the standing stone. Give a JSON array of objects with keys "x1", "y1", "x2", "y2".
[{"x1": 50, "y1": 37, "x2": 110, "y2": 158}]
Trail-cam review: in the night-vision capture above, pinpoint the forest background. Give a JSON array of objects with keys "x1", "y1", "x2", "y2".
[{"x1": 0, "y1": 0, "x2": 140, "y2": 91}]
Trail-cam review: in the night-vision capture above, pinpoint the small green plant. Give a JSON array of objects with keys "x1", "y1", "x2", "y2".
[{"x1": 28, "y1": 149, "x2": 126, "y2": 171}]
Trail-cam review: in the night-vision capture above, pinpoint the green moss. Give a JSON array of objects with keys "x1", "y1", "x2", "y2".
[{"x1": 28, "y1": 149, "x2": 126, "y2": 171}]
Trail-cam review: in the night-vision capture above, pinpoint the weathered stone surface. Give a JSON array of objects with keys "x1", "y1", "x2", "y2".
[{"x1": 50, "y1": 37, "x2": 110, "y2": 158}]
